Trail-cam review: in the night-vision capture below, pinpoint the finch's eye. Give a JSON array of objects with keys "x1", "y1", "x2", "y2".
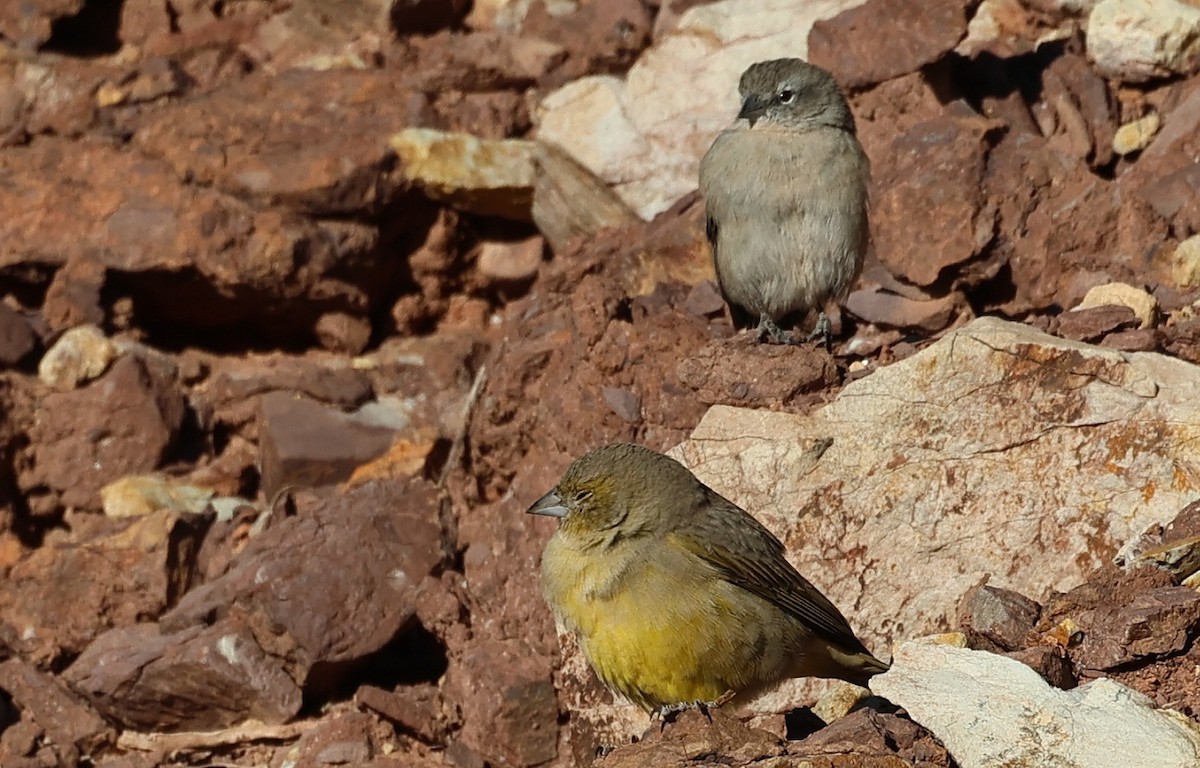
[
  {"x1": 778, "y1": 89, "x2": 796, "y2": 104},
  {"x1": 573, "y1": 490, "x2": 593, "y2": 503}
]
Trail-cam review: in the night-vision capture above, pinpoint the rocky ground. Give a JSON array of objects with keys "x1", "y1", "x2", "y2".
[{"x1": 1, "y1": 0, "x2": 1200, "y2": 767}]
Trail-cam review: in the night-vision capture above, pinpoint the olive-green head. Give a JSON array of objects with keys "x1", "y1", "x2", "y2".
[{"x1": 527, "y1": 443, "x2": 700, "y2": 543}]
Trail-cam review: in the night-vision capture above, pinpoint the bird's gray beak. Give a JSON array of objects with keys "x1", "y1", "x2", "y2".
[
  {"x1": 528, "y1": 489, "x2": 568, "y2": 518},
  {"x1": 738, "y1": 93, "x2": 768, "y2": 127}
]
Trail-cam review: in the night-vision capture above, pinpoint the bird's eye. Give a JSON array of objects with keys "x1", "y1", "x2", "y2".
[
  {"x1": 573, "y1": 490, "x2": 593, "y2": 503},
  {"x1": 778, "y1": 89, "x2": 796, "y2": 104}
]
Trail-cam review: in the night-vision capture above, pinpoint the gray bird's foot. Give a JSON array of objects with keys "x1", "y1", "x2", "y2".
[
  {"x1": 756, "y1": 315, "x2": 793, "y2": 345},
  {"x1": 806, "y1": 312, "x2": 832, "y2": 349},
  {"x1": 654, "y1": 692, "x2": 735, "y2": 730}
]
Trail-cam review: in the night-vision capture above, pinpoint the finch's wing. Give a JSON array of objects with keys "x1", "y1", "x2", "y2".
[{"x1": 670, "y1": 489, "x2": 872, "y2": 656}]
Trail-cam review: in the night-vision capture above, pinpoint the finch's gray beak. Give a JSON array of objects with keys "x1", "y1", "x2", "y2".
[
  {"x1": 528, "y1": 489, "x2": 568, "y2": 518},
  {"x1": 738, "y1": 93, "x2": 768, "y2": 126}
]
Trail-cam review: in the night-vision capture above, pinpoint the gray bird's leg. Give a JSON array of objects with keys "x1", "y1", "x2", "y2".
[
  {"x1": 806, "y1": 312, "x2": 832, "y2": 348},
  {"x1": 756, "y1": 314, "x2": 793, "y2": 345}
]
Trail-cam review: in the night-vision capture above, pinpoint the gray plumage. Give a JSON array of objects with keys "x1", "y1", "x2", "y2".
[{"x1": 699, "y1": 58, "x2": 870, "y2": 344}]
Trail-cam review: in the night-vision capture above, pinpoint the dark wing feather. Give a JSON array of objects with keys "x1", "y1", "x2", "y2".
[{"x1": 671, "y1": 488, "x2": 871, "y2": 656}]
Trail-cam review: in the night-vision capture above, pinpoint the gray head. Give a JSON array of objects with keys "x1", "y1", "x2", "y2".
[{"x1": 736, "y1": 58, "x2": 855, "y2": 132}]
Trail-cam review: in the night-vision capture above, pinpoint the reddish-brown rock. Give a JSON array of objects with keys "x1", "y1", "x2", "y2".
[
  {"x1": 677, "y1": 335, "x2": 838, "y2": 409},
  {"x1": 809, "y1": 0, "x2": 977, "y2": 89},
  {"x1": 26, "y1": 354, "x2": 184, "y2": 511},
  {"x1": 0, "y1": 303, "x2": 35, "y2": 366},
  {"x1": 872, "y1": 115, "x2": 1001, "y2": 288},
  {"x1": 0, "y1": 509, "x2": 211, "y2": 666},
  {"x1": 958, "y1": 583, "x2": 1042, "y2": 653},
  {"x1": 0, "y1": 657, "x2": 113, "y2": 767}
]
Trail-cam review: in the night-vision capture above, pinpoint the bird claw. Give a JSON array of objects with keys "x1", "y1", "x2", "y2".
[
  {"x1": 756, "y1": 315, "x2": 794, "y2": 345},
  {"x1": 805, "y1": 312, "x2": 832, "y2": 349},
  {"x1": 654, "y1": 692, "x2": 736, "y2": 730}
]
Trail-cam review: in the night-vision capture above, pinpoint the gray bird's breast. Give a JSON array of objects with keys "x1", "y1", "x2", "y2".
[{"x1": 699, "y1": 126, "x2": 869, "y2": 320}]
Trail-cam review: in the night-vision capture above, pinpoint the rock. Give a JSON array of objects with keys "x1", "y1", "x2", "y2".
[
  {"x1": 189, "y1": 352, "x2": 374, "y2": 438},
  {"x1": 790, "y1": 707, "x2": 952, "y2": 765},
  {"x1": 0, "y1": 509, "x2": 213, "y2": 665},
  {"x1": 871, "y1": 639, "x2": 1200, "y2": 768},
  {"x1": 64, "y1": 618, "x2": 304, "y2": 731},
  {"x1": 531, "y1": 140, "x2": 639, "y2": 253},
  {"x1": 1039, "y1": 52, "x2": 1118, "y2": 168},
  {"x1": 28, "y1": 354, "x2": 185, "y2": 511},
  {"x1": 957, "y1": 583, "x2": 1042, "y2": 653},
  {"x1": 132, "y1": 68, "x2": 430, "y2": 216},
  {"x1": 1136, "y1": 161, "x2": 1200, "y2": 238},
  {"x1": 808, "y1": 0, "x2": 975, "y2": 89},
  {"x1": 844, "y1": 286, "x2": 964, "y2": 332},
  {"x1": 36, "y1": 324, "x2": 118, "y2": 391},
  {"x1": 534, "y1": 0, "x2": 870, "y2": 220},
  {"x1": 520, "y1": 0, "x2": 654, "y2": 87},
  {"x1": 660, "y1": 317, "x2": 1200, "y2": 716},
  {"x1": 1087, "y1": 0, "x2": 1200, "y2": 83},
  {"x1": 1113, "y1": 112, "x2": 1162, "y2": 156},
  {"x1": 1005, "y1": 645, "x2": 1078, "y2": 689},
  {"x1": 1076, "y1": 282, "x2": 1159, "y2": 328},
  {"x1": 257, "y1": 391, "x2": 407, "y2": 497},
  {"x1": 313, "y1": 311, "x2": 372, "y2": 355},
  {"x1": 275, "y1": 710, "x2": 379, "y2": 768},
  {"x1": 1056, "y1": 304, "x2": 1139, "y2": 342},
  {"x1": 443, "y1": 638, "x2": 558, "y2": 768},
  {"x1": 476, "y1": 235, "x2": 544, "y2": 284},
  {"x1": 1075, "y1": 585, "x2": 1200, "y2": 670},
  {"x1": 676, "y1": 336, "x2": 838, "y2": 409},
  {"x1": 356, "y1": 683, "x2": 450, "y2": 743},
  {"x1": 595, "y1": 709, "x2": 784, "y2": 768},
  {"x1": 0, "y1": 658, "x2": 113, "y2": 767},
  {"x1": 1170, "y1": 235, "x2": 1200, "y2": 289},
  {"x1": 389, "y1": 0, "x2": 471, "y2": 33},
  {"x1": 0, "y1": 0, "x2": 85, "y2": 50},
  {"x1": 871, "y1": 115, "x2": 1000, "y2": 287},
  {"x1": 99, "y1": 475, "x2": 216, "y2": 519},
  {"x1": 0, "y1": 303, "x2": 35, "y2": 366},
  {"x1": 389, "y1": 128, "x2": 536, "y2": 220},
  {"x1": 65, "y1": 479, "x2": 447, "y2": 730}
]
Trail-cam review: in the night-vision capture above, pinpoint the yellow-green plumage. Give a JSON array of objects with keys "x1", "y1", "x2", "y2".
[{"x1": 530, "y1": 443, "x2": 887, "y2": 713}]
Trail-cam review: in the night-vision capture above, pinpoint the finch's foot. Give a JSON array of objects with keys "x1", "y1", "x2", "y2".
[
  {"x1": 806, "y1": 312, "x2": 832, "y2": 349},
  {"x1": 756, "y1": 315, "x2": 793, "y2": 344},
  {"x1": 654, "y1": 693, "x2": 735, "y2": 730}
]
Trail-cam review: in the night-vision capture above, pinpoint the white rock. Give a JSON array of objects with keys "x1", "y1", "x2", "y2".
[
  {"x1": 37, "y1": 325, "x2": 119, "y2": 391},
  {"x1": 1076, "y1": 281, "x2": 1159, "y2": 327},
  {"x1": 1087, "y1": 0, "x2": 1200, "y2": 83},
  {"x1": 535, "y1": 0, "x2": 868, "y2": 220},
  {"x1": 871, "y1": 639, "x2": 1200, "y2": 768}
]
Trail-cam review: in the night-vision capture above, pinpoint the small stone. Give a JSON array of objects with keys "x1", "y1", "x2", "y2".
[
  {"x1": 314, "y1": 311, "x2": 372, "y2": 354},
  {"x1": 1170, "y1": 235, "x2": 1200, "y2": 289},
  {"x1": 37, "y1": 325, "x2": 119, "y2": 391},
  {"x1": 811, "y1": 680, "x2": 870, "y2": 724},
  {"x1": 1057, "y1": 304, "x2": 1139, "y2": 342},
  {"x1": 1076, "y1": 282, "x2": 1159, "y2": 328},
  {"x1": 1005, "y1": 645, "x2": 1078, "y2": 689},
  {"x1": 1113, "y1": 113, "x2": 1162, "y2": 155},
  {"x1": 958, "y1": 583, "x2": 1042, "y2": 653},
  {"x1": 99, "y1": 475, "x2": 215, "y2": 518},
  {"x1": 1078, "y1": 586, "x2": 1200, "y2": 670},
  {"x1": 476, "y1": 235, "x2": 544, "y2": 283},
  {"x1": 257, "y1": 392, "x2": 401, "y2": 497}
]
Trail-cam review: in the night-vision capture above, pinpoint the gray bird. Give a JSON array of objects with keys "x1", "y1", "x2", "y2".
[{"x1": 699, "y1": 58, "x2": 870, "y2": 345}]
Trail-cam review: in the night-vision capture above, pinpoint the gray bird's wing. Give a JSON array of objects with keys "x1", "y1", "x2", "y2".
[{"x1": 671, "y1": 488, "x2": 871, "y2": 656}]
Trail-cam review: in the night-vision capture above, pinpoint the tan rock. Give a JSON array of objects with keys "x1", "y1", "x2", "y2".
[
  {"x1": 1076, "y1": 281, "x2": 1159, "y2": 328},
  {"x1": 1113, "y1": 112, "x2": 1162, "y2": 155},
  {"x1": 389, "y1": 128, "x2": 536, "y2": 220},
  {"x1": 1171, "y1": 235, "x2": 1200, "y2": 289},
  {"x1": 37, "y1": 325, "x2": 119, "y2": 391}
]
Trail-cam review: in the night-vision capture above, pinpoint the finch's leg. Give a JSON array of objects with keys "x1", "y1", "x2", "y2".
[
  {"x1": 806, "y1": 312, "x2": 832, "y2": 348},
  {"x1": 756, "y1": 314, "x2": 793, "y2": 344}
]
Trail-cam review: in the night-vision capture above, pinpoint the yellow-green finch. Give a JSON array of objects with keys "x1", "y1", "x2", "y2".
[{"x1": 529, "y1": 443, "x2": 887, "y2": 713}]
